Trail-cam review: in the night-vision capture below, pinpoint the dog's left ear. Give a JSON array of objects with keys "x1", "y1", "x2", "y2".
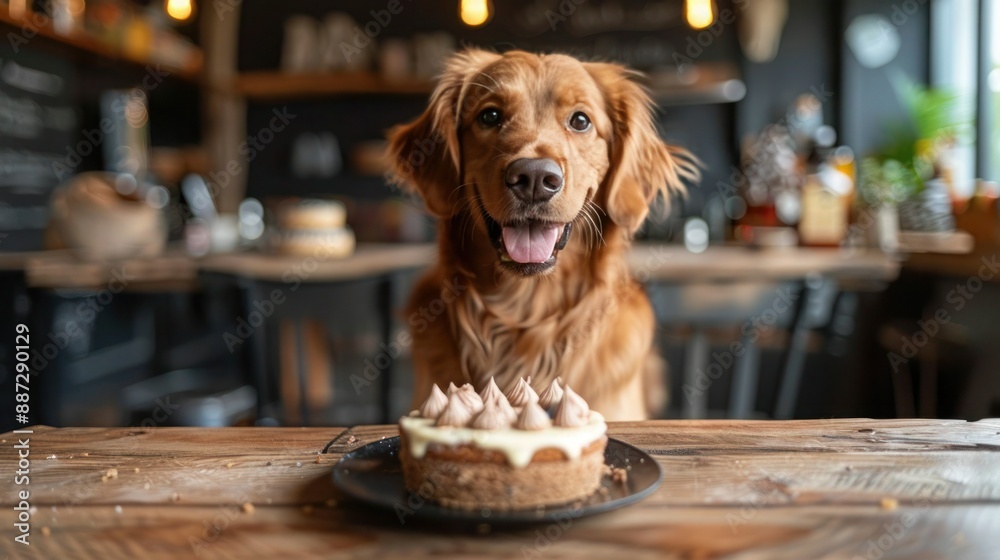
[
  {"x1": 585, "y1": 62, "x2": 700, "y2": 234},
  {"x1": 386, "y1": 49, "x2": 502, "y2": 218}
]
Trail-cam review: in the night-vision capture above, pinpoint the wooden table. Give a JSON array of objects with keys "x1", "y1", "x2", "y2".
[
  {"x1": 629, "y1": 245, "x2": 899, "y2": 285},
  {"x1": 2, "y1": 419, "x2": 997, "y2": 559},
  {"x1": 198, "y1": 244, "x2": 436, "y2": 283},
  {"x1": 0, "y1": 250, "x2": 201, "y2": 292},
  {"x1": 630, "y1": 246, "x2": 900, "y2": 420}
]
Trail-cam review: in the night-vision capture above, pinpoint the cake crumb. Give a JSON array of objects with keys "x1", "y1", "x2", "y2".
[
  {"x1": 611, "y1": 467, "x2": 628, "y2": 484},
  {"x1": 266, "y1": 461, "x2": 273, "y2": 466},
  {"x1": 47, "y1": 454, "x2": 57, "y2": 459},
  {"x1": 347, "y1": 435, "x2": 357, "y2": 444},
  {"x1": 314, "y1": 456, "x2": 322, "y2": 464},
  {"x1": 114, "y1": 505, "x2": 123, "y2": 514},
  {"x1": 295, "y1": 462, "x2": 302, "y2": 468},
  {"x1": 81, "y1": 452, "x2": 89, "y2": 457},
  {"x1": 143, "y1": 482, "x2": 151, "y2": 490},
  {"x1": 325, "y1": 498, "x2": 337, "y2": 508},
  {"x1": 880, "y1": 497, "x2": 898, "y2": 510},
  {"x1": 41, "y1": 527, "x2": 51, "y2": 537},
  {"x1": 241, "y1": 503, "x2": 255, "y2": 514},
  {"x1": 105, "y1": 468, "x2": 118, "y2": 479},
  {"x1": 133, "y1": 467, "x2": 140, "y2": 473},
  {"x1": 171, "y1": 492, "x2": 181, "y2": 502},
  {"x1": 226, "y1": 462, "x2": 235, "y2": 468}
]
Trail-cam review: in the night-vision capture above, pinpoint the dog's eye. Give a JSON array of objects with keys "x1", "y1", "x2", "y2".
[
  {"x1": 569, "y1": 111, "x2": 591, "y2": 132},
  {"x1": 478, "y1": 108, "x2": 502, "y2": 127}
]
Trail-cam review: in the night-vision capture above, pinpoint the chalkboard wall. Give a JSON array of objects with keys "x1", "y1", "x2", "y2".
[{"x1": 0, "y1": 44, "x2": 76, "y2": 251}]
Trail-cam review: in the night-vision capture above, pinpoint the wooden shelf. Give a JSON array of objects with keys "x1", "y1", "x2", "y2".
[
  {"x1": 646, "y1": 62, "x2": 747, "y2": 106},
  {"x1": 232, "y1": 71, "x2": 434, "y2": 100},
  {"x1": 0, "y1": 10, "x2": 202, "y2": 81},
  {"x1": 896, "y1": 230, "x2": 976, "y2": 255}
]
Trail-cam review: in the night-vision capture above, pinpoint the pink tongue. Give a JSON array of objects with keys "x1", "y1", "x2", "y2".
[{"x1": 502, "y1": 223, "x2": 562, "y2": 264}]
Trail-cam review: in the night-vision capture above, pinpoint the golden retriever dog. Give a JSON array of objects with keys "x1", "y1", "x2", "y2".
[{"x1": 387, "y1": 49, "x2": 698, "y2": 420}]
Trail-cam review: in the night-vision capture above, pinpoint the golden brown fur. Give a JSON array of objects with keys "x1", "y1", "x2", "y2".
[{"x1": 387, "y1": 49, "x2": 698, "y2": 420}]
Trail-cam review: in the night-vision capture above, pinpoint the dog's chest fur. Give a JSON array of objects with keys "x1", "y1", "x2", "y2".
[{"x1": 448, "y1": 270, "x2": 616, "y2": 393}]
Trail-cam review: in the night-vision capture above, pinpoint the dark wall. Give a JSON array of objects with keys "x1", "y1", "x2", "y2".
[
  {"x1": 239, "y1": 0, "x2": 932, "y2": 218},
  {"x1": 736, "y1": 0, "x2": 840, "y2": 141},
  {"x1": 840, "y1": 0, "x2": 930, "y2": 157},
  {"x1": 239, "y1": 0, "x2": 740, "y2": 217}
]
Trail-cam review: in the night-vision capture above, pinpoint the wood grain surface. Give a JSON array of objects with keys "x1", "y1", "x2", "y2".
[{"x1": 1, "y1": 419, "x2": 997, "y2": 559}]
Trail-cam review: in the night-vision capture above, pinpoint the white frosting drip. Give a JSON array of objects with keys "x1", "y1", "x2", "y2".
[{"x1": 399, "y1": 411, "x2": 606, "y2": 468}]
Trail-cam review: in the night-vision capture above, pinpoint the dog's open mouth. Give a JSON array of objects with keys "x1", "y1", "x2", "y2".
[{"x1": 483, "y1": 211, "x2": 572, "y2": 274}]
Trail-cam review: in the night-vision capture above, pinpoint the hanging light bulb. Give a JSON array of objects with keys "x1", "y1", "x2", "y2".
[
  {"x1": 166, "y1": 0, "x2": 194, "y2": 22},
  {"x1": 685, "y1": 0, "x2": 715, "y2": 30},
  {"x1": 460, "y1": 0, "x2": 492, "y2": 27}
]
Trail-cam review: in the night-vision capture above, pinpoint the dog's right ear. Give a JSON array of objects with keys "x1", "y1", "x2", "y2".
[{"x1": 386, "y1": 49, "x2": 501, "y2": 218}]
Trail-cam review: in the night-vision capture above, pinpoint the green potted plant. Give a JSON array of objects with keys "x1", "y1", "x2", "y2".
[{"x1": 858, "y1": 76, "x2": 969, "y2": 233}]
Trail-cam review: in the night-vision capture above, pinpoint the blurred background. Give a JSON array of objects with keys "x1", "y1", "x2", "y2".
[{"x1": 0, "y1": 0, "x2": 998, "y2": 430}]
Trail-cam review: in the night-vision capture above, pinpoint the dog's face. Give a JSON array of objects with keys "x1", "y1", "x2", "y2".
[{"x1": 388, "y1": 50, "x2": 696, "y2": 276}]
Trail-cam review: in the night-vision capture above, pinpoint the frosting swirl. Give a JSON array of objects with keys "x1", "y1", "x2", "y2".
[
  {"x1": 538, "y1": 377, "x2": 564, "y2": 409},
  {"x1": 515, "y1": 401, "x2": 552, "y2": 430},
  {"x1": 554, "y1": 385, "x2": 590, "y2": 427},
  {"x1": 471, "y1": 398, "x2": 513, "y2": 430},
  {"x1": 418, "y1": 384, "x2": 449, "y2": 419},
  {"x1": 436, "y1": 393, "x2": 474, "y2": 427},
  {"x1": 455, "y1": 383, "x2": 484, "y2": 414},
  {"x1": 478, "y1": 377, "x2": 504, "y2": 403},
  {"x1": 505, "y1": 377, "x2": 539, "y2": 407}
]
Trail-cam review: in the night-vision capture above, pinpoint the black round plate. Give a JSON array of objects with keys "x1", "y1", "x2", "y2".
[{"x1": 332, "y1": 436, "x2": 661, "y2": 525}]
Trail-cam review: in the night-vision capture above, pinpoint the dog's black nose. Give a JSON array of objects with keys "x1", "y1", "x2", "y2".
[{"x1": 505, "y1": 158, "x2": 564, "y2": 203}]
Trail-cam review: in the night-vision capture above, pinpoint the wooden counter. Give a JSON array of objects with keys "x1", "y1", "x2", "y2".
[
  {"x1": 3, "y1": 243, "x2": 901, "y2": 289},
  {"x1": 1, "y1": 419, "x2": 997, "y2": 558},
  {"x1": 199, "y1": 243, "x2": 436, "y2": 283},
  {"x1": 629, "y1": 245, "x2": 900, "y2": 283}
]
